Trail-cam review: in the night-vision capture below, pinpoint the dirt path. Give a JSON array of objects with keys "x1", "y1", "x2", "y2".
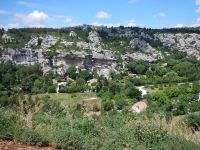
[
  {"x1": 136, "y1": 86, "x2": 147, "y2": 97},
  {"x1": 84, "y1": 97, "x2": 98, "y2": 101},
  {"x1": 0, "y1": 140, "x2": 56, "y2": 150}
]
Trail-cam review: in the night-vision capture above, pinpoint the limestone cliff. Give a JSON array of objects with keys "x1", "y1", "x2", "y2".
[{"x1": 0, "y1": 26, "x2": 200, "y2": 77}]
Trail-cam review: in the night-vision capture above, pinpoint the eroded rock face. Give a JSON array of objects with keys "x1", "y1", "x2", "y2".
[
  {"x1": 123, "y1": 52, "x2": 157, "y2": 62},
  {"x1": 2, "y1": 34, "x2": 13, "y2": 43},
  {"x1": 1, "y1": 26, "x2": 200, "y2": 77},
  {"x1": 0, "y1": 47, "x2": 118, "y2": 78},
  {"x1": 27, "y1": 36, "x2": 59, "y2": 49},
  {"x1": 129, "y1": 38, "x2": 163, "y2": 60},
  {"x1": 77, "y1": 41, "x2": 89, "y2": 49},
  {"x1": 41, "y1": 36, "x2": 59, "y2": 49},
  {"x1": 130, "y1": 38, "x2": 153, "y2": 52},
  {"x1": 88, "y1": 31, "x2": 101, "y2": 44},
  {"x1": 88, "y1": 31, "x2": 102, "y2": 51},
  {"x1": 155, "y1": 33, "x2": 200, "y2": 59},
  {"x1": 27, "y1": 37, "x2": 39, "y2": 48},
  {"x1": 69, "y1": 31, "x2": 77, "y2": 37}
]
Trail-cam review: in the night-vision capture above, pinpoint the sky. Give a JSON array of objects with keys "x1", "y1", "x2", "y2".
[{"x1": 0, "y1": 0, "x2": 200, "y2": 29}]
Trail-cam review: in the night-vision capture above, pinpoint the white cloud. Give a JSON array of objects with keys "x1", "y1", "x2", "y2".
[
  {"x1": 195, "y1": 0, "x2": 200, "y2": 13},
  {"x1": 128, "y1": 0, "x2": 140, "y2": 4},
  {"x1": 65, "y1": 18, "x2": 72, "y2": 23},
  {"x1": 125, "y1": 20, "x2": 137, "y2": 27},
  {"x1": 96, "y1": 11, "x2": 111, "y2": 19},
  {"x1": 196, "y1": 0, "x2": 200, "y2": 5},
  {"x1": 0, "y1": 9, "x2": 7, "y2": 15},
  {"x1": 154, "y1": 12, "x2": 166, "y2": 18},
  {"x1": 175, "y1": 24, "x2": 185, "y2": 28},
  {"x1": 192, "y1": 17, "x2": 200, "y2": 27},
  {"x1": 15, "y1": 10, "x2": 48, "y2": 27},
  {"x1": 17, "y1": 1, "x2": 36, "y2": 8}
]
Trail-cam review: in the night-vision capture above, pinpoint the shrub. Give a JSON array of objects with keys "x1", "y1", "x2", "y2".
[
  {"x1": 0, "y1": 114, "x2": 19, "y2": 140},
  {"x1": 184, "y1": 113, "x2": 200, "y2": 132},
  {"x1": 102, "y1": 100, "x2": 114, "y2": 111},
  {"x1": 0, "y1": 95, "x2": 19, "y2": 107},
  {"x1": 115, "y1": 99, "x2": 127, "y2": 110},
  {"x1": 125, "y1": 86, "x2": 141, "y2": 100},
  {"x1": 73, "y1": 119, "x2": 95, "y2": 135},
  {"x1": 134, "y1": 123, "x2": 168, "y2": 149},
  {"x1": 47, "y1": 85, "x2": 56, "y2": 93},
  {"x1": 18, "y1": 129, "x2": 47, "y2": 146},
  {"x1": 163, "y1": 135, "x2": 200, "y2": 150},
  {"x1": 32, "y1": 112, "x2": 51, "y2": 127},
  {"x1": 114, "y1": 93, "x2": 127, "y2": 110},
  {"x1": 51, "y1": 129, "x2": 85, "y2": 150}
]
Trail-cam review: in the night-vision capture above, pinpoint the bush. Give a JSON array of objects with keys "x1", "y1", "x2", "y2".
[
  {"x1": 163, "y1": 135, "x2": 200, "y2": 150},
  {"x1": 125, "y1": 86, "x2": 141, "y2": 100},
  {"x1": 0, "y1": 95, "x2": 19, "y2": 107},
  {"x1": 115, "y1": 99, "x2": 127, "y2": 110},
  {"x1": 18, "y1": 129, "x2": 47, "y2": 146},
  {"x1": 102, "y1": 100, "x2": 114, "y2": 111},
  {"x1": 73, "y1": 119, "x2": 95, "y2": 135},
  {"x1": 134, "y1": 123, "x2": 168, "y2": 149},
  {"x1": 67, "y1": 66, "x2": 77, "y2": 80},
  {"x1": 47, "y1": 85, "x2": 56, "y2": 93},
  {"x1": 114, "y1": 93, "x2": 127, "y2": 110},
  {"x1": 184, "y1": 113, "x2": 200, "y2": 132},
  {"x1": 0, "y1": 114, "x2": 19, "y2": 140},
  {"x1": 52, "y1": 129, "x2": 85, "y2": 150},
  {"x1": 32, "y1": 112, "x2": 51, "y2": 127}
]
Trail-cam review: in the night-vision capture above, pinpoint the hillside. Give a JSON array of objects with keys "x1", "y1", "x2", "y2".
[
  {"x1": 0, "y1": 26, "x2": 200, "y2": 150},
  {"x1": 0, "y1": 26, "x2": 200, "y2": 77}
]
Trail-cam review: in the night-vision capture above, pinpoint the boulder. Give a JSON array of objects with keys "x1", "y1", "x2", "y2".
[{"x1": 130, "y1": 101, "x2": 147, "y2": 113}]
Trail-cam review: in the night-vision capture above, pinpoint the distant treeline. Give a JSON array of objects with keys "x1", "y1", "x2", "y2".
[{"x1": 3, "y1": 25, "x2": 200, "y2": 36}]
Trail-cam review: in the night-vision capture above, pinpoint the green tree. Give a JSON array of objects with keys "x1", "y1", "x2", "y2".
[
  {"x1": 127, "y1": 61, "x2": 149, "y2": 75},
  {"x1": 125, "y1": 87, "x2": 141, "y2": 100},
  {"x1": 108, "y1": 80, "x2": 122, "y2": 95},
  {"x1": 67, "y1": 66, "x2": 77, "y2": 80}
]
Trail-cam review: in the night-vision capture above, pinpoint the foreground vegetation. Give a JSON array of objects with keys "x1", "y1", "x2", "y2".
[{"x1": 1, "y1": 98, "x2": 200, "y2": 150}]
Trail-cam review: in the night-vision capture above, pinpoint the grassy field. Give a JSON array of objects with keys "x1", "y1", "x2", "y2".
[{"x1": 31, "y1": 92, "x2": 101, "y2": 110}]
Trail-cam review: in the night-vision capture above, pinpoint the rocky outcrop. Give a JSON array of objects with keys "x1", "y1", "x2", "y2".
[
  {"x1": 77, "y1": 41, "x2": 89, "y2": 49},
  {"x1": 129, "y1": 38, "x2": 163, "y2": 60},
  {"x1": 2, "y1": 34, "x2": 13, "y2": 43},
  {"x1": 0, "y1": 47, "x2": 117, "y2": 77},
  {"x1": 123, "y1": 52, "x2": 157, "y2": 62},
  {"x1": 155, "y1": 33, "x2": 200, "y2": 59},
  {"x1": 69, "y1": 31, "x2": 77, "y2": 37},
  {"x1": 41, "y1": 36, "x2": 59, "y2": 49},
  {"x1": 130, "y1": 101, "x2": 147, "y2": 113},
  {"x1": 88, "y1": 31, "x2": 101, "y2": 44},
  {"x1": 27, "y1": 36, "x2": 59, "y2": 49},
  {"x1": 1, "y1": 26, "x2": 200, "y2": 77},
  {"x1": 27, "y1": 37, "x2": 39, "y2": 48},
  {"x1": 130, "y1": 38, "x2": 153, "y2": 52}
]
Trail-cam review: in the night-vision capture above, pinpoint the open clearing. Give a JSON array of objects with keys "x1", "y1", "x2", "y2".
[{"x1": 32, "y1": 92, "x2": 101, "y2": 109}]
